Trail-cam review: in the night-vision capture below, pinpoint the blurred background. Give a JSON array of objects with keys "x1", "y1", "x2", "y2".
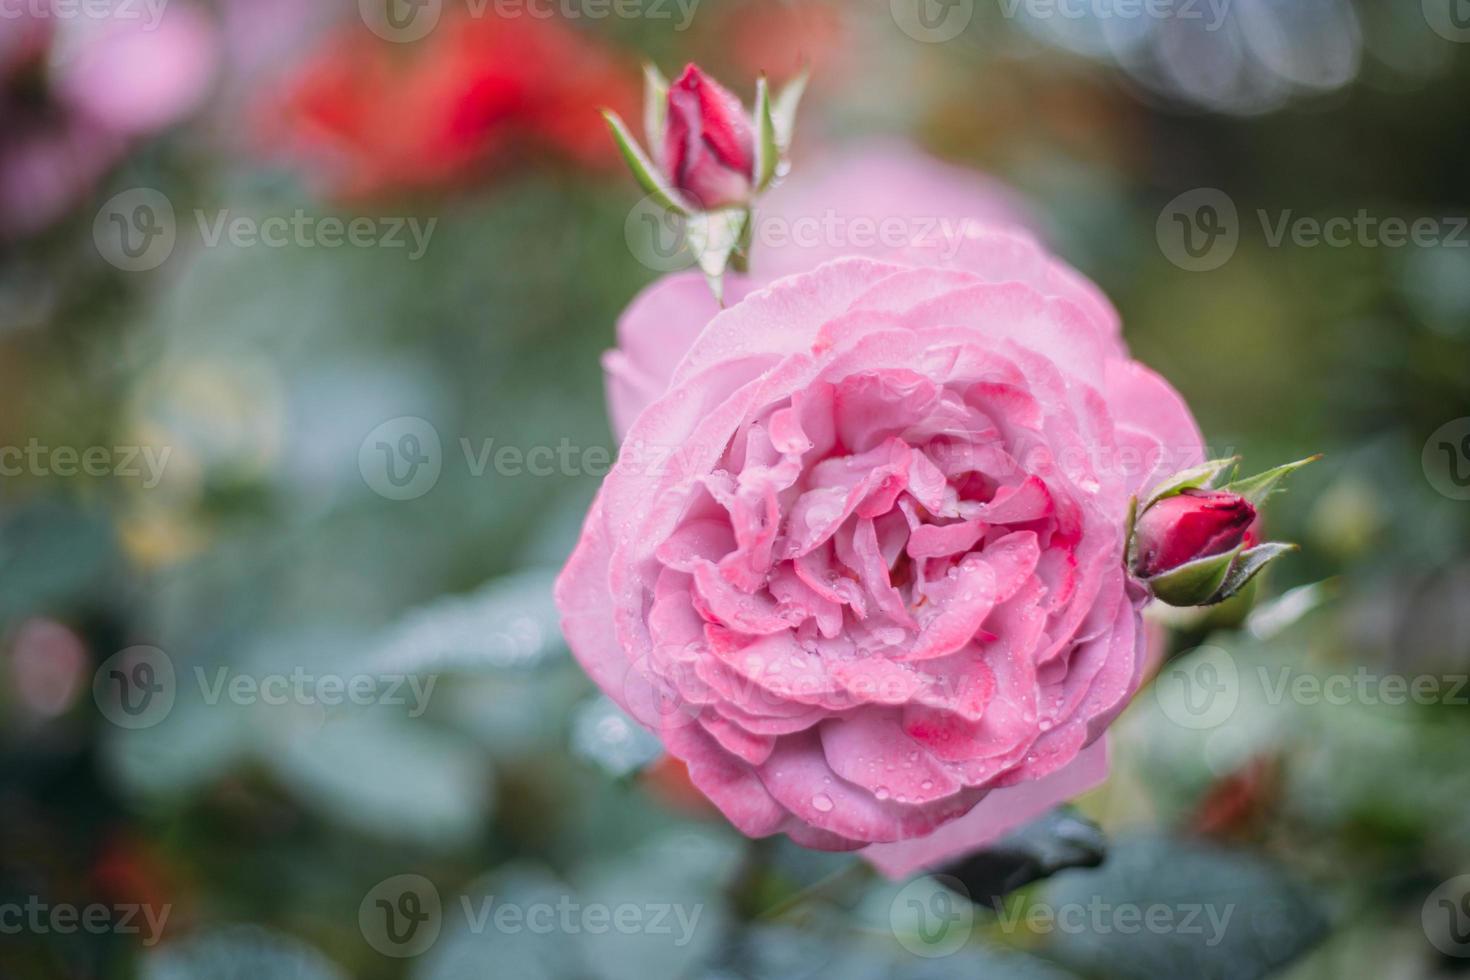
[{"x1": 2, "y1": 0, "x2": 1469, "y2": 977}]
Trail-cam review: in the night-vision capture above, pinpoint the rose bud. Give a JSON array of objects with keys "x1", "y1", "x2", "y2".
[
  {"x1": 663, "y1": 63, "x2": 755, "y2": 210},
  {"x1": 1132, "y1": 488, "x2": 1256, "y2": 580}
]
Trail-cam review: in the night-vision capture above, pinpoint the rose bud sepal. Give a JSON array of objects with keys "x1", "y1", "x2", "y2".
[{"x1": 1141, "y1": 542, "x2": 1247, "y2": 607}]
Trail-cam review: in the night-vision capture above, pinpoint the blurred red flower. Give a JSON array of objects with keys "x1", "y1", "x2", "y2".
[{"x1": 263, "y1": 11, "x2": 637, "y2": 198}]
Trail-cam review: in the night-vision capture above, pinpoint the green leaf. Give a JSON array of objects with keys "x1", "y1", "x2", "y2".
[
  {"x1": 602, "y1": 109, "x2": 688, "y2": 214},
  {"x1": 1145, "y1": 544, "x2": 1243, "y2": 607},
  {"x1": 1210, "y1": 542, "x2": 1299, "y2": 605},
  {"x1": 641, "y1": 63, "x2": 668, "y2": 161},
  {"x1": 939, "y1": 806, "x2": 1107, "y2": 909},
  {"x1": 771, "y1": 69, "x2": 808, "y2": 150},
  {"x1": 754, "y1": 75, "x2": 780, "y2": 192},
  {"x1": 1143, "y1": 457, "x2": 1240, "y2": 510},
  {"x1": 1221, "y1": 454, "x2": 1322, "y2": 506},
  {"x1": 1043, "y1": 836, "x2": 1329, "y2": 980}
]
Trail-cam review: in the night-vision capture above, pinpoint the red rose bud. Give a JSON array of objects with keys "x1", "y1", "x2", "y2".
[
  {"x1": 663, "y1": 64, "x2": 755, "y2": 210},
  {"x1": 1132, "y1": 488, "x2": 1256, "y2": 580}
]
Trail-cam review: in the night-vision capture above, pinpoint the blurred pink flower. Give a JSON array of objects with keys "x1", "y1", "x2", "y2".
[{"x1": 0, "y1": 3, "x2": 216, "y2": 238}]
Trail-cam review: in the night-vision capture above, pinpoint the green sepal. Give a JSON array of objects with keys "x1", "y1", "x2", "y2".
[
  {"x1": 602, "y1": 109, "x2": 688, "y2": 215},
  {"x1": 1210, "y1": 542, "x2": 1299, "y2": 605},
  {"x1": 1220, "y1": 455, "x2": 1321, "y2": 507},
  {"x1": 642, "y1": 63, "x2": 669, "y2": 161},
  {"x1": 771, "y1": 69, "x2": 808, "y2": 151},
  {"x1": 1122, "y1": 495, "x2": 1139, "y2": 569},
  {"x1": 1144, "y1": 543, "x2": 1244, "y2": 608},
  {"x1": 754, "y1": 75, "x2": 780, "y2": 192},
  {"x1": 1142, "y1": 457, "x2": 1239, "y2": 511}
]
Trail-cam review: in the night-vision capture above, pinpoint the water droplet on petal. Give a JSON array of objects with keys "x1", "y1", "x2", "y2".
[
  {"x1": 811, "y1": 793, "x2": 834, "y2": 812},
  {"x1": 875, "y1": 786, "x2": 890, "y2": 801}
]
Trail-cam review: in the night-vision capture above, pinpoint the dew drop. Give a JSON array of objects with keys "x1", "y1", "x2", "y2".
[
  {"x1": 811, "y1": 793, "x2": 834, "y2": 812},
  {"x1": 875, "y1": 786, "x2": 891, "y2": 801},
  {"x1": 920, "y1": 779, "x2": 934, "y2": 791}
]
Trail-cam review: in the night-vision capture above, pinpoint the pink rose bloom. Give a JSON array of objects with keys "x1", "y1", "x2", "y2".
[{"x1": 558, "y1": 145, "x2": 1203, "y2": 876}]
